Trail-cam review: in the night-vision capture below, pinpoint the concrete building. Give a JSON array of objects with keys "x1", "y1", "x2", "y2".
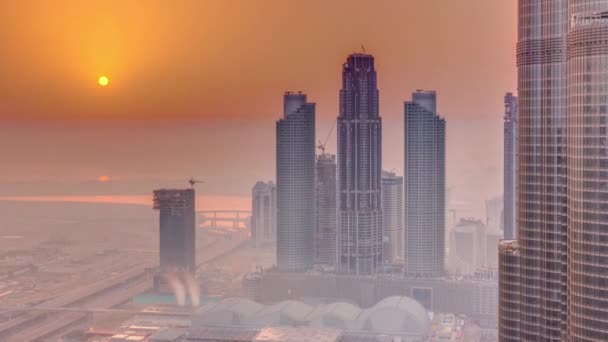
[
  {"x1": 337, "y1": 53, "x2": 383, "y2": 274},
  {"x1": 503, "y1": 93, "x2": 518, "y2": 240},
  {"x1": 567, "y1": 3, "x2": 608, "y2": 340},
  {"x1": 381, "y1": 171, "x2": 404, "y2": 264},
  {"x1": 498, "y1": 240, "x2": 519, "y2": 342},
  {"x1": 153, "y1": 189, "x2": 196, "y2": 273},
  {"x1": 316, "y1": 153, "x2": 337, "y2": 266},
  {"x1": 251, "y1": 181, "x2": 277, "y2": 247},
  {"x1": 276, "y1": 92, "x2": 316, "y2": 272},
  {"x1": 404, "y1": 90, "x2": 446, "y2": 278}
]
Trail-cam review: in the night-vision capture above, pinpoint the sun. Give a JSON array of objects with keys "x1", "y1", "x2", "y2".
[{"x1": 98, "y1": 76, "x2": 109, "y2": 86}]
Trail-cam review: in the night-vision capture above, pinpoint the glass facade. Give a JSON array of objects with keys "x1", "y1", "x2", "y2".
[
  {"x1": 403, "y1": 91, "x2": 446, "y2": 278},
  {"x1": 337, "y1": 53, "x2": 383, "y2": 274},
  {"x1": 276, "y1": 93, "x2": 316, "y2": 272},
  {"x1": 499, "y1": 240, "x2": 520, "y2": 342},
  {"x1": 567, "y1": 1, "x2": 608, "y2": 340}
]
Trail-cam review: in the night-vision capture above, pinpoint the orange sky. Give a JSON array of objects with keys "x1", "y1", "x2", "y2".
[{"x1": 0, "y1": 0, "x2": 517, "y2": 218}]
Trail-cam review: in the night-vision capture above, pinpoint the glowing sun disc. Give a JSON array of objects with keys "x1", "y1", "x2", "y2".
[{"x1": 98, "y1": 76, "x2": 109, "y2": 86}]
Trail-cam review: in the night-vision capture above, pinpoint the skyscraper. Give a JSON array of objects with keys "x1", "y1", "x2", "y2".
[
  {"x1": 153, "y1": 188, "x2": 196, "y2": 273},
  {"x1": 381, "y1": 170, "x2": 404, "y2": 264},
  {"x1": 404, "y1": 90, "x2": 445, "y2": 278},
  {"x1": 498, "y1": 240, "x2": 520, "y2": 342},
  {"x1": 337, "y1": 53, "x2": 383, "y2": 274},
  {"x1": 315, "y1": 153, "x2": 337, "y2": 266},
  {"x1": 251, "y1": 181, "x2": 277, "y2": 248},
  {"x1": 567, "y1": 2, "x2": 608, "y2": 340},
  {"x1": 276, "y1": 92, "x2": 316, "y2": 272},
  {"x1": 513, "y1": 1, "x2": 569, "y2": 340},
  {"x1": 503, "y1": 93, "x2": 518, "y2": 240}
]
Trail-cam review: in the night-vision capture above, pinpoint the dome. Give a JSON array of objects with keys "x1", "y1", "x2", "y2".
[
  {"x1": 243, "y1": 300, "x2": 314, "y2": 327},
  {"x1": 357, "y1": 296, "x2": 430, "y2": 335},
  {"x1": 191, "y1": 297, "x2": 263, "y2": 326},
  {"x1": 309, "y1": 302, "x2": 362, "y2": 330}
]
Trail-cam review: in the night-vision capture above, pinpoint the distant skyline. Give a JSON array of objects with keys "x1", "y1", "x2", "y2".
[{"x1": 0, "y1": 1, "x2": 516, "y2": 219}]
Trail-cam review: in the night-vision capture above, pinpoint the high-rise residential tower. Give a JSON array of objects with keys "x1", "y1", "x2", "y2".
[
  {"x1": 251, "y1": 181, "x2": 277, "y2": 247},
  {"x1": 404, "y1": 90, "x2": 446, "y2": 278},
  {"x1": 153, "y1": 188, "x2": 196, "y2": 273},
  {"x1": 498, "y1": 240, "x2": 520, "y2": 342},
  {"x1": 381, "y1": 170, "x2": 404, "y2": 264},
  {"x1": 567, "y1": 2, "x2": 608, "y2": 340},
  {"x1": 315, "y1": 153, "x2": 337, "y2": 266},
  {"x1": 276, "y1": 92, "x2": 316, "y2": 272},
  {"x1": 337, "y1": 53, "x2": 383, "y2": 274},
  {"x1": 503, "y1": 93, "x2": 518, "y2": 240}
]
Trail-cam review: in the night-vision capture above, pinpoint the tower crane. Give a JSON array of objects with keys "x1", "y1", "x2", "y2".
[
  {"x1": 188, "y1": 178, "x2": 204, "y2": 188},
  {"x1": 317, "y1": 120, "x2": 336, "y2": 155}
]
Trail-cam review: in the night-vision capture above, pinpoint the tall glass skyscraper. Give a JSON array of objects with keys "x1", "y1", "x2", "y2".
[
  {"x1": 381, "y1": 170, "x2": 404, "y2": 264},
  {"x1": 276, "y1": 92, "x2": 316, "y2": 272},
  {"x1": 567, "y1": 1, "x2": 608, "y2": 340},
  {"x1": 501, "y1": 1, "x2": 608, "y2": 341},
  {"x1": 514, "y1": 1, "x2": 569, "y2": 340},
  {"x1": 403, "y1": 90, "x2": 446, "y2": 278},
  {"x1": 315, "y1": 153, "x2": 337, "y2": 266},
  {"x1": 337, "y1": 53, "x2": 383, "y2": 274},
  {"x1": 503, "y1": 93, "x2": 519, "y2": 240}
]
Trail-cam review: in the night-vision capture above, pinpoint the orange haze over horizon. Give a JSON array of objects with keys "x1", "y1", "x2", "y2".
[{"x1": 0, "y1": 1, "x2": 517, "y2": 219}]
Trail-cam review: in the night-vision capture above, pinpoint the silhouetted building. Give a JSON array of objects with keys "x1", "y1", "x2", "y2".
[
  {"x1": 251, "y1": 181, "x2": 277, "y2": 247},
  {"x1": 276, "y1": 92, "x2": 316, "y2": 272},
  {"x1": 381, "y1": 170, "x2": 403, "y2": 264},
  {"x1": 316, "y1": 153, "x2": 337, "y2": 266},
  {"x1": 337, "y1": 53, "x2": 383, "y2": 274},
  {"x1": 404, "y1": 90, "x2": 445, "y2": 278},
  {"x1": 485, "y1": 196, "x2": 504, "y2": 232},
  {"x1": 153, "y1": 188, "x2": 196, "y2": 273},
  {"x1": 503, "y1": 93, "x2": 518, "y2": 240}
]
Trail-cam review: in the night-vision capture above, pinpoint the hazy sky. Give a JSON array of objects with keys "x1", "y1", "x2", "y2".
[{"x1": 0, "y1": 1, "x2": 517, "y2": 218}]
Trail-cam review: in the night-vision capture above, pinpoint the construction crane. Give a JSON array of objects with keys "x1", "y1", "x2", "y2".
[
  {"x1": 317, "y1": 120, "x2": 336, "y2": 155},
  {"x1": 188, "y1": 178, "x2": 204, "y2": 188}
]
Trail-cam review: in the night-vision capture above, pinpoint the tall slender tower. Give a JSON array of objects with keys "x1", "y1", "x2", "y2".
[
  {"x1": 404, "y1": 90, "x2": 446, "y2": 278},
  {"x1": 153, "y1": 188, "x2": 196, "y2": 273},
  {"x1": 503, "y1": 93, "x2": 518, "y2": 240},
  {"x1": 567, "y1": 2, "x2": 608, "y2": 340},
  {"x1": 381, "y1": 170, "x2": 404, "y2": 264},
  {"x1": 251, "y1": 181, "x2": 277, "y2": 247},
  {"x1": 499, "y1": 1, "x2": 569, "y2": 341},
  {"x1": 337, "y1": 53, "x2": 383, "y2": 274},
  {"x1": 516, "y1": 1, "x2": 569, "y2": 340},
  {"x1": 276, "y1": 92, "x2": 316, "y2": 272},
  {"x1": 315, "y1": 153, "x2": 337, "y2": 266}
]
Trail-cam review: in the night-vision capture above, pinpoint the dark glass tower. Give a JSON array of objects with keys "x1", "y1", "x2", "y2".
[
  {"x1": 337, "y1": 53, "x2": 383, "y2": 274},
  {"x1": 153, "y1": 188, "x2": 196, "y2": 273},
  {"x1": 503, "y1": 93, "x2": 519, "y2": 240},
  {"x1": 276, "y1": 92, "x2": 316, "y2": 272},
  {"x1": 403, "y1": 90, "x2": 446, "y2": 278}
]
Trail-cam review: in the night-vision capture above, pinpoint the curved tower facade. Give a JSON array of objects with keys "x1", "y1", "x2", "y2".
[
  {"x1": 567, "y1": 1, "x2": 608, "y2": 340},
  {"x1": 512, "y1": 1, "x2": 569, "y2": 340},
  {"x1": 337, "y1": 53, "x2": 383, "y2": 274},
  {"x1": 403, "y1": 90, "x2": 446, "y2": 278},
  {"x1": 276, "y1": 92, "x2": 316, "y2": 272}
]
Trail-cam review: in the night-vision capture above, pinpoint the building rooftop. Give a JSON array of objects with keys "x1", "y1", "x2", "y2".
[{"x1": 253, "y1": 326, "x2": 342, "y2": 342}]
